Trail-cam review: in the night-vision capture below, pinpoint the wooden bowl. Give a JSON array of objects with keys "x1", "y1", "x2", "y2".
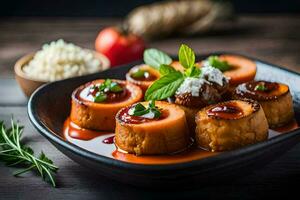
[{"x1": 14, "y1": 50, "x2": 110, "y2": 97}]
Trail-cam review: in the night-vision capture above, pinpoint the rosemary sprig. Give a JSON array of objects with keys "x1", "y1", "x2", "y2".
[{"x1": 0, "y1": 119, "x2": 58, "y2": 187}]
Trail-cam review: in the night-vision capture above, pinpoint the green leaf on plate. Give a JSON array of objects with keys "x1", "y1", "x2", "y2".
[
  {"x1": 110, "y1": 82, "x2": 123, "y2": 92},
  {"x1": 206, "y1": 56, "x2": 231, "y2": 72},
  {"x1": 133, "y1": 103, "x2": 146, "y2": 112},
  {"x1": 178, "y1": 44, "x2": 195, "y2": 69},
  {"x1": 129, "y1": 101, "x2": 161, "y2": 119},
  {"x1": 143, "y1": 48, "x2": 172, "y2": 69},
  {"x1": 94, "y1": 93, "x2": 107, "y2": 102},
  {"x1": 131, "y1": 69, "x2": 146, "y2": 78},
  {"x1": 145, "y1": 71, "x2": 184, "y2": 100},
  {"x1": 159, "y1": 64, "x2": 176, "y2": 76},
  {"x1": 185, "y1": 66, "x2": 201, "y2": 78},
  {"x1": 254, "y1": 84, "x2": 267, "y2": 91}
]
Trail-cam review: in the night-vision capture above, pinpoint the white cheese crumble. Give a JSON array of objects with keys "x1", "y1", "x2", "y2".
[
  {"x1": 202, "y1": 60, "x2": 212, "y2": 68},
  {"x1": 201, "y1": 66, "x2": 228, "y2": 86},
  {"x1": 128, "y1": 107, "x2": 135, "y2": 115},
  {"x1": 23, "y1": 39, "x2": 103, "y2": 81},
  {"x1": 140, "y1": 112, "x2": 155, "y2": 119},
  {"x1": 176, "y1": 77, "x2": 208, "y2": 97},
  {"x1": 175, "y1": 66, "x2": 228, "y2": 97}
]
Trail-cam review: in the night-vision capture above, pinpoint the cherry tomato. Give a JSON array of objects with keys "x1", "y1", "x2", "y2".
[{"x1": 95, "y1": 27, "x2": 146, "y2": 67}]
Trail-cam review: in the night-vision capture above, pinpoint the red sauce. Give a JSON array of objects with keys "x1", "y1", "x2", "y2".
[
  {"x1": 102, "y1": 136, "x2": 115, "y2": 144},
  {"x1": 112, "y1": 146, "x2": 217, "y2": 165},
  {"x1": 64, "y1": 118, "x2": 110, "y2": 140},
  {"x1": 63, "y1": 117, "x2": 299, "y2": 165},
  {"x1": 235, "y1": 81, "x2": 286, "y2": 101},
  {"x1": 273, "y1": 119, "x2": 299, "y2": 132},
  {"x1": 117, "y1": 106, "x2": 168, "y2": 124},
  {"x1": 207, "y1": 102, "x2": 243, "y2": 119},
  {"x1": 130, "y1": 70, "x2": 158, "y2": 82}
]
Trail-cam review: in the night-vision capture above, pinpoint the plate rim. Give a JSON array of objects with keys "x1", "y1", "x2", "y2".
[{"x1": 27, "y1": 52, "x2": 300, "y2": 171}]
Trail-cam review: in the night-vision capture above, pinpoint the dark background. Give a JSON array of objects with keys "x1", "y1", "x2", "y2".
[{"x1": 1, "y1": 0, "x2": 300, "y2": 17}]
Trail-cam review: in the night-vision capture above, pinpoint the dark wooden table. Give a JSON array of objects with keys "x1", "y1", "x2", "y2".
[{"x1": 0, "y1": 15, "x2": 300, "y2": 199}]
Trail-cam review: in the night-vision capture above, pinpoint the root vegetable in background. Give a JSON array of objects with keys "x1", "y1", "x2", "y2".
[{"x1": 126, "y1": 0, "x2": 234, "y2": 39}]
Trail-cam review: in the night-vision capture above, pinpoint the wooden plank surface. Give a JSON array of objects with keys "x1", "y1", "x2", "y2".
[
  {"x1": 1, "y1": 107, "x2": 300, "y2": 199},
  {"x1": 0, "y1": 79, "x2": 27, "y2": 106},
  {"x1": 0, "y1": 15, "x2": 300, "y2": 199},
  {"x1": 0, "y1": 15, "x2": 299, "y2": 79}
]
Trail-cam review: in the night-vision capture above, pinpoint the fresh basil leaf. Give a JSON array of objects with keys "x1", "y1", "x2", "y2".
[
  {"x1": 98, "y1": 83, "x2": 106, "y2": 91},
  {"x1": 143, "y1": 48, "x2": 172, "y2": 69},
  {"x1": 185, "y1": 66, "x2": 201, "y2": 77},
  {"x1": 104, "y1": 79, "x2": 112, "y2": 87},
  {"x1": 184, "y1": 67, "x2": 192, "y2": 77},
  {"x1": 134, "y1": 103, "x2": 146, "y2": 112},
  {"x1": 145, "y1": 72, "x2": 184, "y2": 100},
  {"x1": 131, "y1": 69, "x2": 146, "y2": 78},
  {"x1": 159, "y1": 64, "x2": 176, "y2": 76},
  {"x1": 178, "y1": 44, "x2": 195, "y2": 69},
  {"x1": 150, "y1": 108, "x2": 161, "y2": 118},
  {"x1": 129, "y1": 103, "x2": 148, "y2": 116},
  {"x1": 255, "y1": 84, "x2": 267, "y2": 91},
  {"x1": 98, "y1": 79, "x2": 123, "y2": 93},
  {"x1": 149, "y1": 100, "x2": 155, "y2": 108},
  {"x1": 190, "y1": 67, "x2": 201, "y2": 77},
  {"x1": 94, "y1": 93, "x2": 107, "y2": 102},
  {"x1": 133, "y1": 108, "x2": 161, "y2": 119},
  {"x1": 132, "y1": 109, "x2": 150, "y2": 116},
  {"x1": 207, "y1": 56, "x2": 231, "y2": 72},
  {"x1": 110, "y1": 82, "x2": 123, "y2": 92},
  {"x1": 130, "y1": 101, "x2": 162, "y2": 119}
]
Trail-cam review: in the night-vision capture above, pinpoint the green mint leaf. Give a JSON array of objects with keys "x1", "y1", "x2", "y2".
[
  {"x1": 159, "y1": 64, "x2": 176, "y2": 76},
  {"x1": 178, "y1": 44, "x2": 195, "y2": 69},
  {"x1": 131, "y1": 69, "x2": 146, "y2": 78},
  {"x1": 207, "y1": 56, "x2": 231, "y2": 72},
  {"x1": 150, "y1": 109, "x2": 161, "y2": 118},
  {"x1": 143, "y1": 48, "x2": 172, "y2": 69},
  {"x1": 145, "y1": 72, "x2": 184, "y2": 100},
  {"x1": 98, "y1": 83, "x2": 106, "y2": 91},
  {"x1": 190, "y1": 67, "x2": 201, "y2": 77},
  {"x1": 149, "y1": 100, "x2": 155, "y2": 108},
  {"x1": 98, "y1": 79, "x2": 123, "y2": 93},
  {"x1": 134, "y1": 103, "x2": 146, "y2": 112},
  {"x1": 185, "y1": 66, "x2": 201, "y2": 78},
  {"x1": 255, "y1": 84, "x2": 267, "y2": 91},
  {"x1": 94, "y1": 93, "x2": 107, "y2": 102},
  {"x1": 129, "y1": 103, "x2": 149, "y2": 116},
  {"x1": 149, "y1": 101, "x2": 161, "y2": 118},
  {"x1": 130, "y1": 101, "x2": 161, "y2": 119},
  {"x1": 132, "y1": 109, "x2": 150, "y2": 116},
  {"x1": 104, "y1": 79, "x2": 112, "y2": 87},
  {"x1": 110, "y1": 82, "x2": 123, "y2": 92}
]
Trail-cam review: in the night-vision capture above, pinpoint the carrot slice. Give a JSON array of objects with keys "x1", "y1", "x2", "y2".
[
  {"x1": 219, "y1": 55, "x2": 256, "y2": 85},
  {"x1": 195, "y1": 100, "x2": 268, "y2": 152},
  {"x1": 115, "y1": 101, "x2": 190, "y2": 155},
  {"x1": 170, "y1": 61, "x2": 185, "y2": 72},
  {"x1": 126, "y1": 64, "x2": 160, "y2": 94},
  {"x1": 70, "y1": 79, "x2": 143, "y2": 131}
]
